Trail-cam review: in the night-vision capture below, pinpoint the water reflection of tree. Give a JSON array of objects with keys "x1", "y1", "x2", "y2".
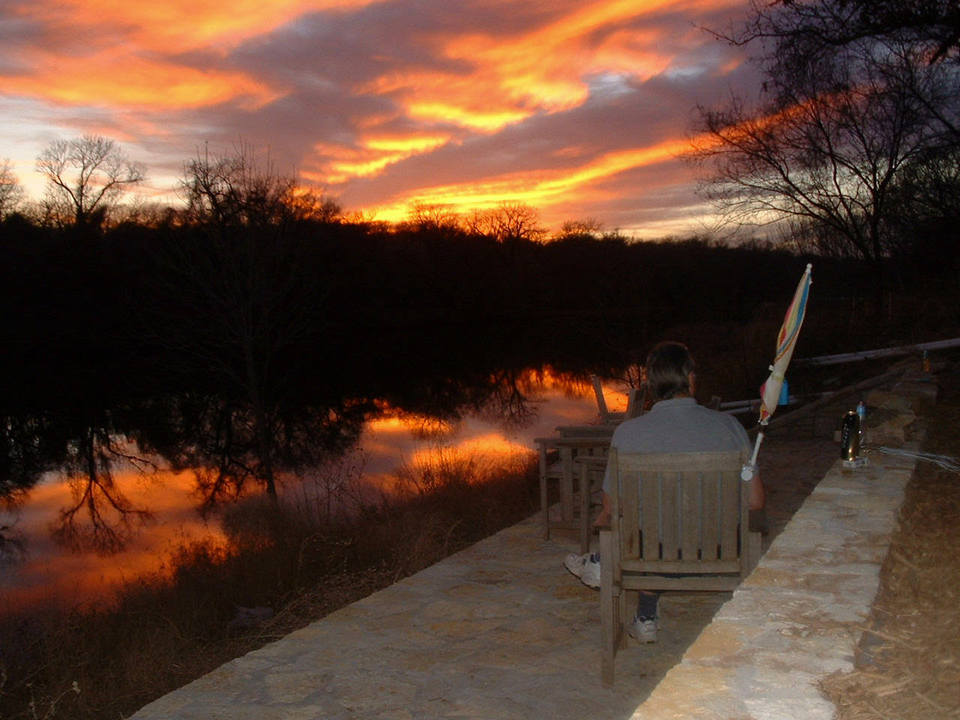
[
  {"x1": 52, "y1": 423, "x2": 154, "y2": 554},
  {"x1": 141, "y1": 146, "x2": 347, "y2": 505},
  {"x1": 0, "y1": 413, "x2": 66, "y2": 502},
  {"x1": 129, "y1": 394, "x2": 370, "y2": 515},
  {"x1": 2, "y1": 400, "x2": 166, "y2": 556},
  {"x1": 387, "y1": 409, "x2": 462, "y2": 442},
  {"x1": 0, "y1": 413, "x2": 65, "y2": 562},
  {"x1": 0, "y1": 521, "x2": 24, "y2": 563},
  {"x1": 375, "y1": 365, "x2": 546, "y2": 433},
  {"x1": 473, "y1": 368, "x2": 544, "y2": 429}
]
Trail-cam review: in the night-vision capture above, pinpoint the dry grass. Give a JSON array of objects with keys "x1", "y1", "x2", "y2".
[
  {"x1": 0, "y1": 452, "x2": 539, "y2": 720},
  {"x1": 821, "y1": 369, "x2": 960, "y2": 719}
]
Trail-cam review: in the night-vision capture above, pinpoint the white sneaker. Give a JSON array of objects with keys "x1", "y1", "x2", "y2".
[
  {"x1": 563, "y1": 552, "x2": 601, "y2": 589},
  {"x1": 563, "y1": 552, "x2": 588, "y2": 577},
  {"x1": 628, "y1": 617, "x2": 658, "y2": 643}
]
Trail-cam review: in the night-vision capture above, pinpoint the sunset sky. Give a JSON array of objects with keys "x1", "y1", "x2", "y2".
[{"x1": 0, "y1": 0, "x2": 759, "y2": 237}]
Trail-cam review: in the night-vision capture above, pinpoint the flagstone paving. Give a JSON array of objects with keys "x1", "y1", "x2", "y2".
[
  {"x1": 130, "y1": 372, "x2": 930, "y2": 720},
  {"x1": 131, "y1": 511, "x2": 734, "y2": 719}
]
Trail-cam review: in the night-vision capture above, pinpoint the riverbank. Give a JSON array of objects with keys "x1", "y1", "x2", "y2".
[
  {"x1": 124, "y1": 361, "x2": 935, "y2": 719},
  {"x1": 0, "y1": 454, "x2": 540, "y2": 720},
  {"x1": 5, "y1": 360, "x2": 956, "y2": 719}
]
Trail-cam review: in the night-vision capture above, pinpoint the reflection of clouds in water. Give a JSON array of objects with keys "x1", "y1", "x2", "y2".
[
  {"x1": 6, "y1": 528, "x2": 217, "y2": 612},
  {"x1": 359, "y1": 374, "x2": 602, "y2": 485},
  {"x1": 1, "y1": 369, "x2": 616, "y2": 610},
  {"x1": 1, "y1": 468, "x2": 225, "y2": 612},
  {"x1": 407, "y1": 433, "x2": 531, "y2": 469},
  {"x1": 366, "y1": 412, "x2": 460, "y2": 441}
]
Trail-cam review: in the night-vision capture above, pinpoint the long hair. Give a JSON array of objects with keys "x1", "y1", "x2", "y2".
[{"x1": 646, "y1": 341, "x2": 695, "y2": 400}]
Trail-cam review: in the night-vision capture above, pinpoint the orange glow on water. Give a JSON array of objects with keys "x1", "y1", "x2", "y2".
[
  {"x1": 407, "y1": 433, "x2": 530, "y2": 468},
  {"x1": 2, "y1": 468, "x2": 228, "y2": 613},
  {"x1": 0, "y1": 369, "x2": 629, "y2": 613}
]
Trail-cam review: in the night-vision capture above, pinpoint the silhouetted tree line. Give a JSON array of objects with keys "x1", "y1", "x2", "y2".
[
  {"x1": 2, "y1": 140, "x2": 956, "y2": 553},
  {"x1": 0, "y1": 211, "x2": 881, "y2": 454},
  {"x1": 0, "y1": 0, "x2": 956, "y2": 572}
]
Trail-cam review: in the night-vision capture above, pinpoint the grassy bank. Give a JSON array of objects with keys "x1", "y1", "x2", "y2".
[{"x1": 0, "y1": 451, "x2": 539, "y2": 719}]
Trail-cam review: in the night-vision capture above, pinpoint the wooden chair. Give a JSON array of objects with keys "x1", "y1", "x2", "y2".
[
  {"x1": 590, "y1": 376, "x2": 646, "y2": 423},
  {"x1": 534, "y1": 377, "x2": 645, "y2": 554},
  {"x1": 598, "y1": 447, "x2": 761, "y2": 686},
  {"x1": 536, "y1": 435, "x2": 611, "y2": 553},
  {"x1": 590, "y1": 375, "x2": 618, "y2": 422}
]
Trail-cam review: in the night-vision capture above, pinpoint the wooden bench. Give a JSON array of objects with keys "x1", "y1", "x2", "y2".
[{"x1": 598, "y1": 447, "x2": 761, "y2": 686}]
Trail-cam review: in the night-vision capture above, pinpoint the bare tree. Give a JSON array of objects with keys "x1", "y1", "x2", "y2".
[
  {"x1": 153, "y1": 144, "x2": 347, "y2": 504},
  {"x1": 52, "y1": 425, "x2": 154, "y2": 554},
  {"x1": 0, "y1": 159, "x2": 24, "y2": 221},
  {"x1": 179, "y1": 143, "x2": 295, "y2": 228},
  {"x1": 287, "y1": 188, "x2": 342, "y2": 223},
  {"x1": 881, "y1": 144, "x2": 960, "y2": 268},
  {"x1": 179, "y1": 142, "x2": 342, "y2": 228},
  {"x1": 36, "y1": 135, "x2": 145, "y2": 229},
  {"x1": 465, "y1": 202, "x2": 546, "y2": 242},
  {"x1": 553, "y1": 218, "x2": 603, "y2": 241},
  {"x1": 728, "y1": 0, "x2": 960, "y2": 68},
  {"x1": 718, "y1": 0, "x2": 960, "y2": 143},
  {"x1": 405, "y1": 201, "x2": 461, "y2": 232},
  {"x1": 694, "y1": 19, "x2": 959, "y2": 273}
]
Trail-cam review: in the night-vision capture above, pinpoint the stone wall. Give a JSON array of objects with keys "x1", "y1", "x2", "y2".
[{"x1": 629, "y1": 374, "x2": 937, "y2": 719}]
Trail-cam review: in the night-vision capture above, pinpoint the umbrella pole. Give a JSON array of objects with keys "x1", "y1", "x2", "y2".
[
  {"x1": 749, "y1": 425, "x2": 766, "y2": 467},
  {"x1": 742, "y1": 422, "x2": 767, "y2": 481}
]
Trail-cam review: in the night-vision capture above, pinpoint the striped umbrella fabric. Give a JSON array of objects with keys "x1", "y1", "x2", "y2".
[
  {"x1": 758, "y1": 263, "x2": 812, "y2": 424},
  {"x1": 744, "y1": 263, "x2": 813, "y2": 476}
]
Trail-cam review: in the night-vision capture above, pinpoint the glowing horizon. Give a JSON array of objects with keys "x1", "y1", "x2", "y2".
[{"x1": 0, "y1": 0, "x2": 755, "y2": 235}]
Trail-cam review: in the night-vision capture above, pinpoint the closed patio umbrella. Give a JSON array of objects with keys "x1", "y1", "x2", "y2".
[{"x1": 743, "y1": 263, "x2": 812, "y2": 479}]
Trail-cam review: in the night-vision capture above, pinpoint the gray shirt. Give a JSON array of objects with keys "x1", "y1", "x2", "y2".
[{"x1": 602, "y1": 397, "x2": 751, "y2": 494}]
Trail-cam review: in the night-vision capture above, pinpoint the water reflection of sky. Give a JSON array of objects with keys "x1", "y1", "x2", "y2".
[
  {"x1": 1, "y1": 467, "x2": 228, "y2": 613},
  {"x1": 0, "y1": 374, "x2": 629, "y2": 613}
]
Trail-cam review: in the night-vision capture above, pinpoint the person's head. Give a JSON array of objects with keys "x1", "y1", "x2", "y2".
[{"x1": 645, "y1": 341, "x2": 695, "y2": 400}]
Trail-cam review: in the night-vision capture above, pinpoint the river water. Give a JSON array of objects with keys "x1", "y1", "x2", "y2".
[{"x1": 0, "y1": 372, "x2": 631, "y2": 613}]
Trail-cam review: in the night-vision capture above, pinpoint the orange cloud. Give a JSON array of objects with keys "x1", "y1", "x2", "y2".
[
  {"x1": 358, "y1": 70, "x2": 542, "y2": 132},
  {"x1": 2, "y1": 0, "x2": 383, "y2": 111},
  {"x1": 3, "y1": 48, "x2": 277, "y2": 110},
  {"x1": 355, "y1": 1, "x2": 721, "y2": 134},
  {"x1": 1, "y1": 0, "x2": 752, "y2": 234},
  {"x1": 418, "y1": 0, "x2": 729, "y2": 125},
  {"x1": 23, "y1": 0, "x2": 381, "y2": 54},
  {"x1": 366, "y1": 136, "x2": 694, "y2": 221},
  {"x1": 310, "y1": 133, "x2": 452, "y2": 183}
]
